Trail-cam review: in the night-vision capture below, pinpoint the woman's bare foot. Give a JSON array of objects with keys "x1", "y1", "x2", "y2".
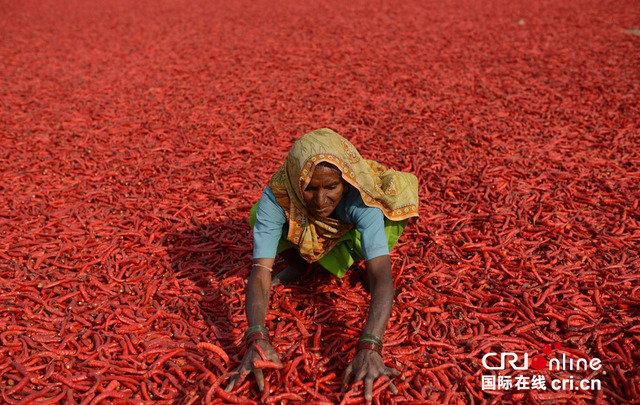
[
  {"x1": 271, "y1": 249, "x2": 309, "y2": 286},
  {"x1": 271, "y1": 265, "x2": 306, "y2": 286}
]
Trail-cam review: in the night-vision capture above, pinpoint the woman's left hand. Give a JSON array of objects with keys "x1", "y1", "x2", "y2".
[{"x1": 342, "y1": 349, "x2": 400, "y2": 401}]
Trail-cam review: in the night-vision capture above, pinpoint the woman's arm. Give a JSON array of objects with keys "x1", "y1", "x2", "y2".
[
  {"x1": 225, "y1": 257, "x2": 282, "y2": 392},
  {"x1": 362, "y1": 255, "x2": 394, "y2": 336},
  {"x1": 227, "y1": 188, "x2": 286, "y2": 391},
  {"x1": 342, "y1": 254, "x2": 399, "y2": 401},
  {"x1": 228, "y1": 188, "x2": 284, "y2": 392},
  {"x1": 246, "y1": 258, "x2": 274, "y2": 326}
]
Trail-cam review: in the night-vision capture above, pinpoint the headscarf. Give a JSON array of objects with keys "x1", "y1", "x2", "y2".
[{"x1": 269, "y1": 128, "x2": 419, "y2": 262}]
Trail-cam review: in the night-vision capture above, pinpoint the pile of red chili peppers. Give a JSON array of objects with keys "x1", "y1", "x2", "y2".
[{"x1": 1, "y1": 0, "x2": 638, "y2": 403}]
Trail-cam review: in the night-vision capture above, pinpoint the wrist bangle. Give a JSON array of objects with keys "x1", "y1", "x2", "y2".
[
  {"x1": 244, "y1": 325, "x2": 268, "y2": 338},
  {"x1": 359, "y1": 334, "x2": 383, "y2": 347},
  {"x1": 358, "y1": 341, "x2": 383, "y2": 355},
  {"x1": 246, "y1": 331, "x2": 270, "y2": 346},
  {"x1": 252, "y1": 263, "x2": 272, "y2": 272},
  {"x1": 359, "y1": 337, "x2": 383, "y2": 346},
  {"x1": 360, "y1": 333, "x2": 382, "y2": 346}
]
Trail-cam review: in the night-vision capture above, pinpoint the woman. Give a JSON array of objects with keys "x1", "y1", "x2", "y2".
[{"x1": 226, "y1": 128, "x2": 419, "y2": 401}]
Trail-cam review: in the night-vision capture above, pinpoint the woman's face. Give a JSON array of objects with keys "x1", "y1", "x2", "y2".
[{"x1": 303, "y1": 164, "x2": 347, "y2": 218}]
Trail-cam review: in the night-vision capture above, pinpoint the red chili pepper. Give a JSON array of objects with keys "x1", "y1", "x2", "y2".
[
  {"x1": 197, "y1": 342, "x2": 230, "y2": 365},
  {"x1": 265, "y1": 393, "x2": 305, "y2": 403},
  {"x1": 56, "y1": 374, "x2": 92, "y2": 391},
  {"x1": 213, "y1": 385, "x2": 256, "y2": 404},
  {"x1": 253, "y1": 360, "x2": 284, "y2": 369},
  {"x1": 251, "y1": 343, "x2": 268, "y2": 361},
  {"x1": 313, "y1": 324, "x2": 322, "y2": 350},
  {"x1": 5, "y1": 375, "x2": 30, "y2": 397}
]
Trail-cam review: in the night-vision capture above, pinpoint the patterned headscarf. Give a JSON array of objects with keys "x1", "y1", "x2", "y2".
[{"x1": 269, "y1": 128, "x2": 419, "y2": 262}]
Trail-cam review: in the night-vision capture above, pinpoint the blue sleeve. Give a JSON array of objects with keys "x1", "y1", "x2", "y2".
[
  {"x1": 340, "y1": 190, "x2": 389, "y2": 260},
  {"x1": 253, "y1": 187, "x2": 286, "y2": 259}
]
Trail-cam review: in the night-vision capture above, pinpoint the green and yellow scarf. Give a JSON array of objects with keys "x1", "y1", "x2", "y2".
[{"x1": 269, "y1": 128, "x2": 419, "y2": 262}]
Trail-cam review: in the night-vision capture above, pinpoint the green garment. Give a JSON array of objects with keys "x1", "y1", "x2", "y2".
[{"x1": 250, "y1": 202, "x2": 407, "y2": 278}]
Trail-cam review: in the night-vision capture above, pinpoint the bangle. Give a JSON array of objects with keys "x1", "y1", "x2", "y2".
[
  {"x1": 246, "y1": 331, "x2": 270, "y2": 346},
  {"x1": 358, "y1": 341, "x2": 383, "y2": 355},
  {"x1": 244, "y1": 325, "x2": 268, "y2": 338},
  {"x1": 252, "y1": 263, "x2": 272, "y2": 272},
  {"x1": 359, "y1": 337, "x2": 383, "y2": 346},
  {"x1": 359, "y1": 334, "x2": 382, "y2": 347}
]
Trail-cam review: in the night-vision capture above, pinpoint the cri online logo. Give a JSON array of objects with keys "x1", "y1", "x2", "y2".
[{"x1": 482, "y1": 342, "x2": 602, "y2": 371}]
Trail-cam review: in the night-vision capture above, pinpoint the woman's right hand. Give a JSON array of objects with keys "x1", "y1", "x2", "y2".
[{"x1": 225, "y1": 339, "x2": 282, "y2": 392}]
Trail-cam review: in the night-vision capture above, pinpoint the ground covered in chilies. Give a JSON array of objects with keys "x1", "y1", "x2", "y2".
[{"x1": 1, "y1": 0, "x2": 639, "y2": 404}]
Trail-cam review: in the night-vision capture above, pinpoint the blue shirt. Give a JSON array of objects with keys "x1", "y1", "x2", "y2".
[{"x1": 253, "y1": 187, "x2": 389, "y2": 260}]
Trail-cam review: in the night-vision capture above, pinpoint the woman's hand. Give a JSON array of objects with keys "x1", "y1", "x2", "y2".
[
  {"x1": 225, "y1": 339, "x2": 282, "y2": 392},
  {"x1": 342, "y1": 255, "x2": 398, "y2": 400},
  {"x1": 342, "y1": 349, "x2": 399, "y2": 401}
]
